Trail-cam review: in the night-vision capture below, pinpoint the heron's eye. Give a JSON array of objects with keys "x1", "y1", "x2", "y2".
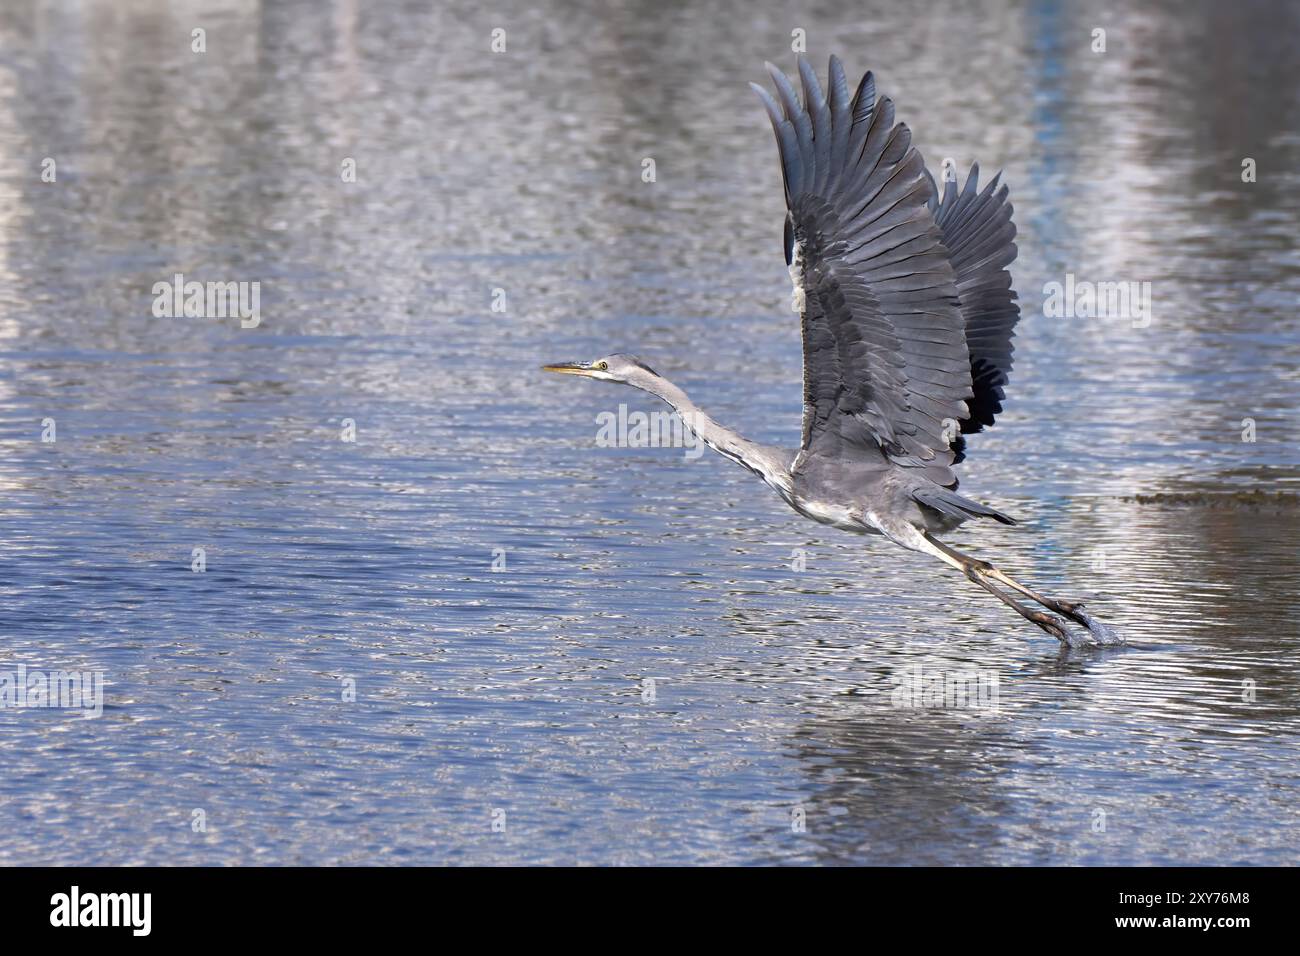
[{"x1": 597, "y1": 361, "x2": 608, "y2": 371}]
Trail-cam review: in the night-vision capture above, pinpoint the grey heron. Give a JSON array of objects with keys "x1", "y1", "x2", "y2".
[{"x1": 544, "y1": 55, "x2": 1121, "y2": 647}]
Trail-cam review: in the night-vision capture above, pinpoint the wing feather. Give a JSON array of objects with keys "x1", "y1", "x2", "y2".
[
  {"x1": 929, "y1": 162, "x2": 1021, "y2": 454},
  {"x1": 753, "y1": 56, "x2": 1023, "y2": 479},
  {"x1": 754, "y1": 58, "x2": 973, "y2": 474}
]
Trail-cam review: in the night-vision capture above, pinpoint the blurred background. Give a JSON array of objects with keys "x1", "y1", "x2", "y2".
[{"x1": 0, "y1": 0, "x2": 1297, "y2": 864}]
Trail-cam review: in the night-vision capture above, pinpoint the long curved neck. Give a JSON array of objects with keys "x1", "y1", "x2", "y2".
[{"x1": 638, "y1": 375, "x2": 792, "y2": 495}]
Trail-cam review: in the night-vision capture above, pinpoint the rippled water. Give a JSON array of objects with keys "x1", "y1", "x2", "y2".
[{"x1": 1, "y1": 0, "x2": 1297, "y2": 865}]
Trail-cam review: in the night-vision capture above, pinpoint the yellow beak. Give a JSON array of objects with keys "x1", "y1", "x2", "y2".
[{"x1": 541, "y1": 362, "x2": 597, "y2": 377}]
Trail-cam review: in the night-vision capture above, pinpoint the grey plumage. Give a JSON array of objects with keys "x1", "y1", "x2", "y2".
[{"x1": 544, "y1": 55, "x2": 1121, "y2": 647}]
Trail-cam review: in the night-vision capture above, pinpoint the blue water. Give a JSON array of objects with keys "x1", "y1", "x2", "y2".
[{"x1": 1, "y1": 0, "x2": 1298, "y2": 865}]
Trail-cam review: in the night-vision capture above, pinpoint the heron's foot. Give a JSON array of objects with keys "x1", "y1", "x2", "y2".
[
  {"x1": 1027, "y1": 610, "x2": 1070, "y2": 643},
  {"x1": 977, "y1": 567, "x2": 1123, "y2": 647},
  {"x1": 979, "y1": 569, "x2": 1120, "y2": 647},
  {"x1": 1072, "y1": 607, "x2": 1126, "y2": 646},
  {"x1": 1036, "y1": 597, "x2": 1125, "y2": 646}
]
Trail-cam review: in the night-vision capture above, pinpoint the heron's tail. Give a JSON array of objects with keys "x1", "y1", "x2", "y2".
[{"x1": 913, "y1": 487, "x2": 1016, "y2": 525}]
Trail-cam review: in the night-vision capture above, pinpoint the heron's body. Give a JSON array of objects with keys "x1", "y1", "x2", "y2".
[
  {"x1": 544, "y1": 55, "x2": 1122, "y2": 647},
  {"x1": 793, "y1": 454, "x2": 964, "y2": 537}
]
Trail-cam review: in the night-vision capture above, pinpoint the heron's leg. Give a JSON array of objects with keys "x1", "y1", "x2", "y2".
[
  {"x1": 877, "y1": 525, "x2": 1071, "y2": 642},
  {"x1": 921, "y1": 533, "x2": 1120, "y2": 645},
  {"x1": 953, "y1": 558, "x2": 1071, "y2": 643},
  {"x1": 924, "y1": 535, "x2": 1087, "y2": 621}
]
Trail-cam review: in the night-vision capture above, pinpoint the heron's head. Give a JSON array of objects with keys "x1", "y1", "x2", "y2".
[{"x1": 541, "y1": 353, "x2": 662, "y2": 388}]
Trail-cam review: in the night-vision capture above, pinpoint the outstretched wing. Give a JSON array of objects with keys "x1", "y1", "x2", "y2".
[
  {"x1": 927, "y1": 162, "x2": 1020, "y2": 462},
  {"x1": 752, "y1": 56, "x2": 971, "y2": 482}
]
